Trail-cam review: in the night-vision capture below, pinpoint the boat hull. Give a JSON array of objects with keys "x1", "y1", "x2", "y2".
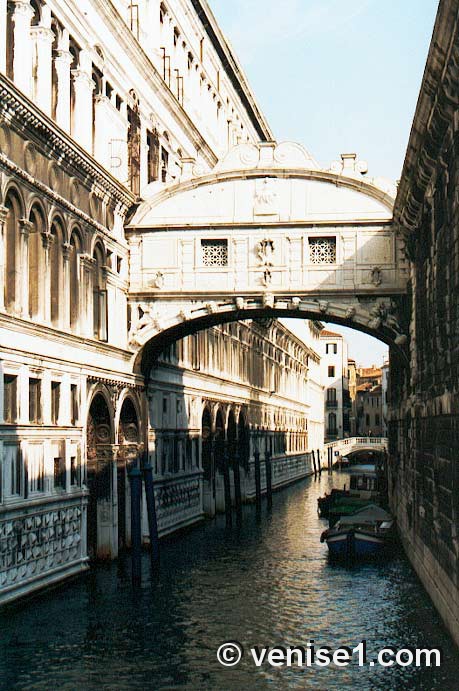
[{"x1": 325, "y1": 529, "x2": 387, "y2": 558}]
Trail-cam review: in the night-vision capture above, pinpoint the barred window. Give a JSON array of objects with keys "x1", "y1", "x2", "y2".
[
  {"x1": 201, "y1": 239, "x2": 228, "y2": 267},
  {"x1": 309, "y1": 237, "x2": 336, "y2": 264}
]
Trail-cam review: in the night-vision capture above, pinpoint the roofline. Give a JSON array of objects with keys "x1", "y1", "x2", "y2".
[
  {"x1": 190, "y1": 0, "x2": 273, "y2": 142},
  {"x1": 127, "y1": 167, "x2": 395, "y2": 227},
  {"x1": 394, "y1": 0, "x2": 459, "y2": 226}
]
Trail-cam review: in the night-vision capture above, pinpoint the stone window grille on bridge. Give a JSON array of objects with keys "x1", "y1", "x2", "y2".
[
  {"x1": 201, "y1": 239, "x2": 228, "y2": 267},
  {"x1": 308, "y1": 237, "x2": 336, "y2": 264}
]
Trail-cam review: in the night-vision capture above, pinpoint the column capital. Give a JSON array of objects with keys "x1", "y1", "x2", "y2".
[
  {"x1": 80, "y1": 253, "x2": 96, "y2": 270},
  {"x1": 10, "y1": 0, "x2": 34, "y2": 18},
  {"x1": 54, "y1": 49, "x2": 73, "y2": 66},
  {"x1": 19, "y1": 218, "x2": 32, "y2": 235},
  {"x1": 0, "y1": 206, "x2": 8, "y2": 222},
  {"x1": 29, "y1": 26, "x2": 54, "y2": 44},
  {"x1": 41, "y1": 230, "x2": 53, "y2": 249},
  {"x1": 62, "y1": 242, "x2": 72, "y2": 261},
  {"x1": 71, "y1": 69, "x2": 94, "y2": 91}
]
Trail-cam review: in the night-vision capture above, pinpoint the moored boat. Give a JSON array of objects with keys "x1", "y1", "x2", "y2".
[
  {"x1": 317, "y1": 467, "x2": 384, "y2": 521},
  {"x1": 320, "y1": 505, "x2": 394, "y2": 559}
]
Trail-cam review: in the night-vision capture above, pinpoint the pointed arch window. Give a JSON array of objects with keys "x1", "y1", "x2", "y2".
[
  {"x1": 69, "y1": 230, "x2": 82, "y2": 331},
  {"x1": 28, "y1": 205, "x2": 45, "y2": 319},
  {"x1": 93, "y1": 243, "x2": 107, "y2": 341},
  {"x1": 5, "y1": 191, "x2": 22, "y2": 313},
  {"x1": 50, "y1": 219, "x2": 64, "y2": 327}
]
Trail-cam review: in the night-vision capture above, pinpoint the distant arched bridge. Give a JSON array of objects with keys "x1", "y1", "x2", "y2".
[{"x1": 324, "y1": 436, "x2": 388, "y2": 464}]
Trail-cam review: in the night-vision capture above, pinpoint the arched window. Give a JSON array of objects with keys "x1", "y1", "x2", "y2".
[
  {"x1": 93, "y1": 243, "x2": 107, "y2": 340},
  {"x1": 5, "y1": 191, "x2": 21, "y2": 313},
  {"x1": 69, "y1": 229, "x2": 82, "y2": 331},
  {"x1": 28, "y1": 205, "x2": 45, "y2": 319},
  {"x1": 50, "y1": 219, "x2": 64, "y2": 327}
]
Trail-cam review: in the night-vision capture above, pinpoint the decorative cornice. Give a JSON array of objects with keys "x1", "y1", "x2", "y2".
[
  {"x1": 0, "y1": 73, "x2": 135, "y2": 209},
  {"x1": 87, "y1": 374, "x2": 145, "y2": 392},
  {"x1": 394, "y1": 1, "x2": 459, "y2": 233},
  {"x1": 0, "y1": 151, "x2": 123, "y2": 243}
]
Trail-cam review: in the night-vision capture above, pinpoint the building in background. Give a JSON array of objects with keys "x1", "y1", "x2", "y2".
[
  {"x1": 319, "y1": 330, "x2": 350, "y2": 441},
  {"x1": 355, "y1": 365, "x2": 383, "y2": 436},
  {"x1": 381, "y1": 359, "x2": 389, "y2": 437},
  {"x1": 148, "y1": 319, "x2": 324, "y2": 533},
  {"x1": 347, "y1": 358, "x2": 357, "y2": 436}
]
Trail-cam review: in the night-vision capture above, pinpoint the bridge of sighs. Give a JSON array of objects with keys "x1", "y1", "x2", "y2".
[{"x1": 125, "y1": 141, "x2": 409, "y2": 374}]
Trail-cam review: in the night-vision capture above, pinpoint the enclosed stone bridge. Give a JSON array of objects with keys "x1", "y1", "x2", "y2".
[{"x1": 126, "y1": 142, "x2": 409, "y2": 372}]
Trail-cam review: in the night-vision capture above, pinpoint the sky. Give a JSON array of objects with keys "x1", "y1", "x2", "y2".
[{"x1": 209, "y1": 0, "x2": 439, "y2": 366}]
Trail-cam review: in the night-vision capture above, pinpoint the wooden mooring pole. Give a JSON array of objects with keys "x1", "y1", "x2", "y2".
[
  {"x1": 254, "y1": 448, "x2": 262, "y2": 515},
  {"x1": 129, "y1": 466, "x2": 142, "y2": 587},
  {"x1": 142, "y1": 459, "x2": 160, "y2": 570},
  {"x1": 265, "y1": 451, "x2": 273, "y2": 511},
  {"x1": 233, "y1": 450, "x2": 243, "y2": 523},
  {"x1": 317, "y1": 449, "x2": 323, "y2": 475},
  {"x1": 223, "y1": 451, "x2": 233, "y2": 527},
  {"x1": 312, "y1": 449, "x2": 317, "y2": 476}
]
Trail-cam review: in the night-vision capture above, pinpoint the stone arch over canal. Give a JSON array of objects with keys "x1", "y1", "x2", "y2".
[{"x1": 126, "y1": 141, "x2": 410, "y2": 376}]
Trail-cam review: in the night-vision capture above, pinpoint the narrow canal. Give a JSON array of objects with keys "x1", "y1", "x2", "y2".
[{"x1": 1, "y1": 470, "x2": 458, "y2": 691}]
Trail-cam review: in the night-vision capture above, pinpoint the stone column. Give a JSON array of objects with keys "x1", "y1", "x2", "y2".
[
  {"x1": 0, "y1": 0, "x2": 7, "y2": 74},
  {"x1": 30, "y1": 6, "x2": 53, "y2": 115},
  {"x1": 128, "y1": 235, "x2": 142, "y2": 291},
  {"x1": 0, "y1": 205, "x2": 7, "y2": 312},
  {"x1": 54, "y1": 40, "x2": 73, "y2": 132},
  {"x1": 93, "y1": 95, "x2": 113, "y2": 168},
  {"x1": 62, "y1": 241, "x2": 71, "y2": 330},
  {"x1": 18, "y1": 218, "x2": 31, "y2": 317},
  {"x1": 41, "y1": 230, "x2": 52, "y2": 323},
  {"x1": 71, "y1": 50, "x2": 94, "y2": 152},
  {"x1": 10, "y1": 0, "x2": 34, "y2": 96}
]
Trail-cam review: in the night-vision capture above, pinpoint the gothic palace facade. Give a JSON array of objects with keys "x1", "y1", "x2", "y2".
[{"x1": 0, "y1": 0, "x2": 325, "y2": 603}]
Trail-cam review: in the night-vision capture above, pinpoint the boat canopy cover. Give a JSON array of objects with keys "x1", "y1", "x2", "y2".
[{"x1": 339, "y1": 505, "x2": 392, "y2": 525}]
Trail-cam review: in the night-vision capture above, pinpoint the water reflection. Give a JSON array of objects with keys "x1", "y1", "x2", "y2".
[{"x1": 0, "y1": 470, "x2": 458, "y2": 690}]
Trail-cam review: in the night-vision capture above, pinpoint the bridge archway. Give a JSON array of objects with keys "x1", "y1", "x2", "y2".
[
  {"x1": 131, "y1": 304, "x2": 407, "y2": 378},
  {"x1": 127, "y1": 141, "x2": 409, "y2": 376}
]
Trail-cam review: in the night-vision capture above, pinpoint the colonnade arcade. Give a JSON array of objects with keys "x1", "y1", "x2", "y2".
[
  {"x1": 1, "y1": 184, "x2": 113, "y2": 339},
  {"x1": 86, "y1": 386, "x2": 143, "y2": 559}
]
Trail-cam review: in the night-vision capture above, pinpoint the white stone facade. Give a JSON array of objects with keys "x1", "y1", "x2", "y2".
[
  {"x1": 319, "y1": 330, "x2": 350, "y2": 441},
  {"x1": 0, "y1": 0, "x2": 326, "y2": 605}
]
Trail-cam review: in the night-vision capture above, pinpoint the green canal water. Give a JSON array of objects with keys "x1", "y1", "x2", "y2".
[{"x1": 0, "y1": 469, "x2": 458, "y2": 690}]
